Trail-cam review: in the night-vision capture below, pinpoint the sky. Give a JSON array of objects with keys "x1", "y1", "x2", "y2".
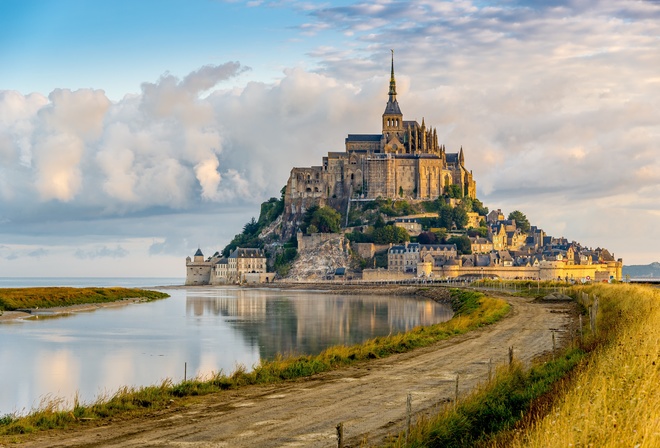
[{"x1": 0, "y1": 0, "x2": 659, "y2": 277}]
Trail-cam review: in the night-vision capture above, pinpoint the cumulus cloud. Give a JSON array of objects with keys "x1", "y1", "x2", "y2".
[{"x1": 1, "y1": 0, "x2": 660, "y2": 270}]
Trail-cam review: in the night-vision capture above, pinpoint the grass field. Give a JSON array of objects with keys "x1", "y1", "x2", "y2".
[
  {"x1": 503, "y1": 283, "x2": 660, "y2": 448},
  {"x1": 386, "y1": 282, "x2": 660, "y2": 448},
  {"x1": 0, "y1": 287, "x2": 169, "y2": 311}
]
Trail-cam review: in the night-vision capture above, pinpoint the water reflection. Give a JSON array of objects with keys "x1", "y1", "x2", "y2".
[
  {"x1": 0, "y1": 288, "x2": 452, "y2": 415},
  {"x1": 185, "y1": 288, "x2": 453, "y2": 359}
]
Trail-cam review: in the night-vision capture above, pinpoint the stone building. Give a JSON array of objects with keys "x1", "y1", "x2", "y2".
[
  {"x1": 284, "y1": 53, "x2": 476, "y2": 216},
  {"x1": 388, "y1": 242, "x2": 458, "y2": 274},
  {"x1": 185, "y1": 248, "x2": 217, "y2": 286},
  {"x1": 185, "y1": 247, "x2": 273, "y2": 285}
]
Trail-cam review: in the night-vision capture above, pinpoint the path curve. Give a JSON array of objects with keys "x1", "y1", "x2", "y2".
[{"x1": 18, "y1": 294, "x2": 575, "y2": 448}]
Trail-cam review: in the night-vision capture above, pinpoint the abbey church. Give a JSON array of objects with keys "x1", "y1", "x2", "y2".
[{"x1": 284, "y1": 52, "x2": 477, "y2": 215}]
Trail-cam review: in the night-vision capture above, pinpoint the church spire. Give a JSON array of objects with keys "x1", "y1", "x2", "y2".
[
  {"x1": 388, "y1": 49, "x2": 397, "y2": 100},
  {"x1": 382, "y1": 49, "x2": 402, "y2": 135}
]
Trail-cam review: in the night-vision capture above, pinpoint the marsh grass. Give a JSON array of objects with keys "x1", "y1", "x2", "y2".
[
  {"x1": 501, "y1": 283, "x2": 660, "y2": 448},
  {"x1": 387, "y1": 283, "x2": 660, "y2": 448},
  {"x1": 0, "y1": 287, "x2": 169, "y2": 311},
  {"x1": 386, "y1": 349, "x2": 586, "y2": 448},
  {"x1": 0, "y1": 288, "x2": 509, "y2": 437}
]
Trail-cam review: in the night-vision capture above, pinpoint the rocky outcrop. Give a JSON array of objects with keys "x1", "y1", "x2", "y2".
[{"x1": 286, "y1": 234, "x2": 350, "y2": 281}]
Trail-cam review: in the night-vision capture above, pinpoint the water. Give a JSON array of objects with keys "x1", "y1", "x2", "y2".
[
  {"x1": 0, "y1": 277, "x2": 183, "y2": 288},
  {"x1": 0, "y1": 281, "x2": 452, "y2": 415}
]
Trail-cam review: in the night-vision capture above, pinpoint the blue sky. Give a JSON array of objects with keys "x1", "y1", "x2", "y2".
[{"x1": 1, "y1": 0, "x2": 659, "y2": 277}]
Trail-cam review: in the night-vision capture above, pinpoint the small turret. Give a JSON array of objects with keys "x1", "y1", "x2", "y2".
[
  {"x1": 194, "y1": 248, "x2": 204, "y2": 263},
  {"x1": 421, "y1": 118, "x2": 427, "y2": 151}
]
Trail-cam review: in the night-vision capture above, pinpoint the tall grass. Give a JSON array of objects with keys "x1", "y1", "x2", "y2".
[
  {"x1": 0, "y1": 287, "x2": 169, "y2": 310},
  {"x1": 387, "y1": 349, "x2": 586, "y2": 448},
  {"x1": 387, "y1": 283, "x2": 660, "y2": 448},
  {"x1": 503, "y1": 283, "x2": 660, "y2": 448},
  {"x1": 0, "y1": 288, "x2": 509, "y2": 437}
]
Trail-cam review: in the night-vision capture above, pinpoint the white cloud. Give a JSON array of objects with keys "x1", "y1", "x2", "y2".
[{"x1": 1, "y1": 0, "x2": 660, "y2": 276}]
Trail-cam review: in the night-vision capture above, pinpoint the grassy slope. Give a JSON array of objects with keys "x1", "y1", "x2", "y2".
[
  {"x1": 505, "y1": 283, "x2": 660, "y2": 448},
  {"x1": 0, "y1": 287, "x2": 169, "y2": 310},
  {"x1": 0, "y1": 288, "x2": 509, "y2": 437},
  {"x1": 388, "y1": 283, "x2": 660, "y2": 448}
]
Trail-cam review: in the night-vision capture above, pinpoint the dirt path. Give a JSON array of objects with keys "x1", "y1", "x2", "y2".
[{"x1": 15, "y1": 294, "x2": 575, "y2": 448}]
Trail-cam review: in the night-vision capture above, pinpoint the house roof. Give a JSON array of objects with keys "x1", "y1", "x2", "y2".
[
  {"x1": 229, "y1": 247, "x2": 265, "y2": 259},
  {"x1": 445, "y1": 153, "x2": 459, "y2": 163},
  {"x1": 346, "y1": 134, "x2": 382, "y2": 142}
]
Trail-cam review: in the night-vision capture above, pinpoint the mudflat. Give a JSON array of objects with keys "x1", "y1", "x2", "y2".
[{"x1": 15, "y1": 292, "x2": 575, "y2": 448}]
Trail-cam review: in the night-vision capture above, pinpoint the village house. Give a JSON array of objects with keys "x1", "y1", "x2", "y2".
[{"x1": 185, "y1": 247, "x2": 274, "y2": 285}]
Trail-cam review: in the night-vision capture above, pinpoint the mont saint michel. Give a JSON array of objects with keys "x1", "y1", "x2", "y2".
[{"x1": 186, "y1": 55, "x2": 622, "y2": 286}]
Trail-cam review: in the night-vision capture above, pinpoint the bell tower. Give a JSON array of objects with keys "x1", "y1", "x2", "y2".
[{"x1": 382, "y1": 50, "x2": 403, "y2": 138}]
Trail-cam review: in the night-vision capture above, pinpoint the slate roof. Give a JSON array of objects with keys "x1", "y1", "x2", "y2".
[
  {"x1": 229, "y1": 247, "x2": 265, "y2": 259},
  {"x1": 384, "y1": 99, "x2": 402, "y2": 115},
  {"x1": 445, "y1": 153, "x2": 459, "y2": 163},
  {"x1": 194, "y1": 248, "x2": 203, "y2": 257},
  {"x1": 346, "y1": 134, "x2": 382, "y2": 142}
]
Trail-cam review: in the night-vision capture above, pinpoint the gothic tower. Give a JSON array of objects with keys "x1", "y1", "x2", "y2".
[{"x1": 382, "y1": 50, "x2": 403, "y2": 138}]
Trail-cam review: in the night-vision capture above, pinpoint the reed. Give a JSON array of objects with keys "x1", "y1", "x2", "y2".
[{"x1": 0, "y1": 288, "x2": 509, "y2": 437}]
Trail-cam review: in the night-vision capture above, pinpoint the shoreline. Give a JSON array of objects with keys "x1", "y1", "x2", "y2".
[
  {"x1": 0, "y1": 297, "x2": 150, "y2": 323},
  {"x1": 1, "y1": 283, "x2": 458, "y2": 323},
  {"x1": 166, "y1": 281, "x2": 459, "y2": 301}
]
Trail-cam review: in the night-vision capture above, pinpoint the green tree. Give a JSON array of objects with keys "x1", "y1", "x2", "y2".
[
  {"x1": 452, "y1": 207, "x2": 469, "y2": 229},
  {"x1": 372, "y1": 225, "x2": 409, "y2": 244},
  {"x1": 446, "y1": 184, "x2": 462, "y2": 198},
  {"x1": 472, "y1": 198, "x2": 489, "y2": 216},
  {"x1": 301, "y1": 205, "x2": 320, "y2": 233},
  {"x1": 309, "y1": 206, "x2": 342, "y2": 233},
  {"x1": 447, "y1": 235, "x2": 472, "y2": 255},
  {"x1": 394, "y1": 200, "x2": 414, "y2": 216},
  {"x1": 243, "y1": 217, "x2": 259, "y2": 236},
  {"x1": 432, "y1": 228, "x2": 448, "y2": 242},
  {"x1": 439, "y1": 204, "x2": 454, "y2": 229},
  {"x1": 307, "y1": 224, "x2": 318, "y2": 234},
  {"x1": 508, "y1": 210, "x2": 531, "y2": 233},
  {"x1": 374, "y1": 214, "x2": 386, "y2": 229},
  {"x1": 468, "y1": 227, "x2": 488, "y2": 238},
  {"x1": 274, "y1": 247, "x2": 297, "y2": 276},
  {"x1": 418, "y1": 231, "x2": 438, "y2": 244}
]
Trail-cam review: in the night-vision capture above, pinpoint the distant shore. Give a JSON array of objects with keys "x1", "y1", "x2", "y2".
[
  {"x1": 0, "y1": 283, "x2": 457, "y2": 323},
  {"x1": 171, "y1": 281, "x2": 457, "y2": 302},
  {"x1": 0, "y1": 297, "x2": 151, "y2": 323}
]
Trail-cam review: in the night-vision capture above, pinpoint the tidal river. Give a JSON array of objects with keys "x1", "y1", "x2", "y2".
[{"x1": 0, "y1": 287, "x2": 453, "y2": 416}]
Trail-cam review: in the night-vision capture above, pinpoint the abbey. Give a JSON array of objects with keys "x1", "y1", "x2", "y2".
[{"x1": 284, "y1": 53, "x2": 476, "y2": 215}]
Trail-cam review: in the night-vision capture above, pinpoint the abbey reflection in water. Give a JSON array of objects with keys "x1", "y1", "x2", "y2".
[{"x1": 185, "y1": 289, "x2": 453, "y2": 360}]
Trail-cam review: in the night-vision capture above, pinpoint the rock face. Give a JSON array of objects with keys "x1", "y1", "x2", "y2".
[{"x1": 286, "y1": 234, "x2": 350, "y2": 282}]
